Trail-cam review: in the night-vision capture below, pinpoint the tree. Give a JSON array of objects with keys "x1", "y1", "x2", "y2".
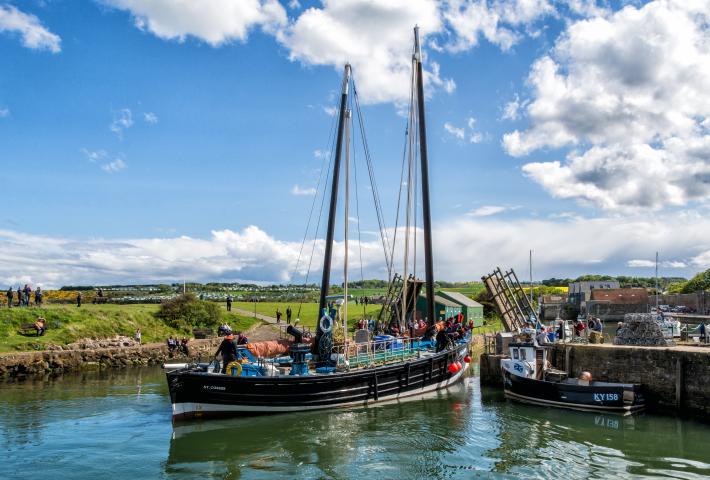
[
  {"x1": 156, "y1": 293, "x2": 223, "y2": 331},
  {"x1": 681, "y1": 268, "x2": 710, "y2": 294}
]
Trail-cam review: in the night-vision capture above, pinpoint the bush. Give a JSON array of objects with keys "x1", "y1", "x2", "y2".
[{"x1": 156, "y1": 293, "x2": 223, "y2": 331}]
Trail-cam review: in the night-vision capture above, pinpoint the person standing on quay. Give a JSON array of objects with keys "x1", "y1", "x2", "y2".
[
  {"x1": 226, "y1": 295, "x2": 232, "y2": 312},
  {"x1": 16, "y1": 287, "x2": 22, "y2": 306},
  {"x1": 35, "y1": 287, "x2": 42, "y2": 306},
  {"x1": 286, "y1": 306, "x2": 292, "y2": 325},
  {"x1": 276, "y1": 308, "x2": 282, "y2": 324},
  {"x1": 6, "y1": 287, "x2": 12, "y2": 308},
  {"x1": 24, "y1": 284, "x2": 31, "y2": 306},
  {"x1": 76, "y1": 292, "x2": 82, "y2": 307},
  {"x1": 134, "y1": 328, "x2": 141, "y2": 345}
]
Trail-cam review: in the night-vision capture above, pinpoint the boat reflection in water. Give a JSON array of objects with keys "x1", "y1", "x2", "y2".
[
  {"x1": 480, "y1": 385, "x2": 710, "y2": 479},
  {"x1": 166, "y1": 380, "x2": 474, "y2": 478}
]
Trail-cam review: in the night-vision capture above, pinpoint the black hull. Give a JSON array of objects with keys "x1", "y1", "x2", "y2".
[
  {"x1": 168, "y1": 344, "x2": 468, "y2": 419},
  {"x1": 502, "y1": 369, "x2": 645, "y2": 415}
]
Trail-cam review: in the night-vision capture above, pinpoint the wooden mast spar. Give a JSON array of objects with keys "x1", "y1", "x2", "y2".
[
  {"x1": 414, "y1": 27, "x2": 436, "y2": 328},
  {"x1": 316, "y1": 64, "x2": 351, "y2": 351}
]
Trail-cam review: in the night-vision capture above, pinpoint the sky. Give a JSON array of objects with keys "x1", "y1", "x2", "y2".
[{"x1": 1, "y1": 0, "x2": 710, "y2": 288}]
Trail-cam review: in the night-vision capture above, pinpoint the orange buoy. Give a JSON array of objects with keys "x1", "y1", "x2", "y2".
[
  {"x1": 463, "y1": 355, "x2": 471, "y2": 363},
  {"x1": 448, "y1": 363, "x2": 458, "y2": 374}
]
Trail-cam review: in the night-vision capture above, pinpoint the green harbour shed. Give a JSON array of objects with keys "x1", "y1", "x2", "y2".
[
  {"x1": 437, "y1": 291, "x2": 485, "y2": 327},
  {"x1": 416, "y1": 294, "x2": 462, "y2": 322}
]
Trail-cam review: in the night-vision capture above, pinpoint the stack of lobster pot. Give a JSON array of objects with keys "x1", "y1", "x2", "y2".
[{"x1": 613, "y1": 313, "x2": 674, "y2": 346}]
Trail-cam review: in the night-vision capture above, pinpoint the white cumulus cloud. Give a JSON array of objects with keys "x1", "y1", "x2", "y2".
[
  {"x1": 291, "y1": 184, "x2": 316, "y2": 196},
  {"x1": 81, "y1": 148, "x2": 108, "y2": 163},
  {"x1": 278, "y1": 0, "x2": 448, "y2": 104},
  {"x1": 0, "y1": 5, "x2": 61, "y2": 53},
  {"x1": 101, "y1": 158, "x2": 127, "y2": 173},
  {"x1": 2, "y1": 213, "x2": 710, "y2": 288},
  {"x1": 505, "y1": 1, "x2": 710, "y2": 210},
  {"x1": 143, "y1": 111, "x2": 158, "y2": 124},
  {"x1": 322, "y1": 105, "x2": 337, "y2": 116},
  {"x1": 627, "y1": 259, "x2": 687, "y2": 269},
  {"x1": 468, "y1": 205, "x2": 507, "y2": 217},
  {"x1": 444, "y1": 121, "x2": 465, "y2": 140},
  {"x1": 101, "y1": 0, "x2": 596, "y2": 105},
  {"x1": 101, "y1": 0, "x2": 287, "y2": 45},
  {"x1": 110, "y1": 108, "x2": 134, "y2": 137},
  {"x1": 443, "y1": 0, "x2": 555, "y2": 52}
]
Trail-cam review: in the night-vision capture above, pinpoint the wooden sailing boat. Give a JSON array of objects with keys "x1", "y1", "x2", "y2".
[{"x1": 166, "y1": 28, "x2": 470, "y2": 420}]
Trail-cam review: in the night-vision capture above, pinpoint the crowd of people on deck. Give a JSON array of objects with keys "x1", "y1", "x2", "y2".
[
  {"x1": 350, "y1": 311, "x2": 474, "y2": 352},
  {"x1": 5, "y1": 285, "x2": 43, "y2": 307}
]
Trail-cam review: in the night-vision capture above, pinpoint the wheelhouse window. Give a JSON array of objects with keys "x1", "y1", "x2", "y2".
[{"x1": 513, "y1": 349, "x2": 519, "y2": 360}]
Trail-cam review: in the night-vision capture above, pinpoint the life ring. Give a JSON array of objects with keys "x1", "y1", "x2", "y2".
[
  {"x1": 226, "y1": 361, "x2": 243, "y2": 376},
  {"x1": 319, "y1": 315, "x2": 333, "y2": 333}
]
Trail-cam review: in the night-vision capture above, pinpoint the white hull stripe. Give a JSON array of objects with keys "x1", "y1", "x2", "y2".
[{"x1": 173, "y1": 365, "x2": 468, "y2": 416}]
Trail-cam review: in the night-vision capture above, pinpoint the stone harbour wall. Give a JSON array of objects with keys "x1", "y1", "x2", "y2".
[
  {"x1": 479, "y1": 353, "x2": 505, "y2": 387},
  {"x1": 552, "y1": 344, "x2": 710, "y2": 418},
  {"x1": 480, "y1": 344, "x2": 710, "y2": 419},
  {"x1": 0, "y1": 338, "x2": 222, "y2": 377},
  {"x1": 1, "y1": 333, "x2": 487, "y2": 378}
]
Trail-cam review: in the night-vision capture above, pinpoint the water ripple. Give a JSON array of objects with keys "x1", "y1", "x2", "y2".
[{"x1": 0, "y1": 367, "x2": 709, "y2": 479}]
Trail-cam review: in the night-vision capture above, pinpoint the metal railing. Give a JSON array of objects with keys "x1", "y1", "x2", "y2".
[{"x1": 330, "y1": 336, "x2": 430, "y2": 370}]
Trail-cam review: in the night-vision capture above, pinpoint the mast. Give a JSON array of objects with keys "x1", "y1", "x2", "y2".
[
  {"x1": 529, "y1": 249, "x2": 534, "y2": 322},
  {"x1": 343, "y1": 109, "x2": 351, "y2": 336},
  {"x1": 317, "y1": 64, "x2": 351, "y2": 342},
  {"x1": 414, "y1": 26, "x2": 435, "y2": 327}
]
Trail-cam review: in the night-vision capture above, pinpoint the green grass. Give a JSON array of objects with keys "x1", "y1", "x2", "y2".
[
  {"x1": 439, "y1": 285, "x2": 486, "y2": 298},
  {"x1": 0, "y1": 304, "x2": 262, "y2": 353},
  {"x1": 472, "y1": 317, "x2": 504, "y2": 335},
  {"x1": 233, "y1": 301, "x2": 383, "y2": 329}
]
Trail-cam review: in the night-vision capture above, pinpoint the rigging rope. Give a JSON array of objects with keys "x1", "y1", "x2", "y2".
[
  {"x1": 351, "y1": 108, "x2": 367, "y2": 319},
  {"x1": 352, "y1": 84, "x2": 394, "y2": 276},
  {"x1": 294, "y1": 99, "x2": 340, "y2": 319}
]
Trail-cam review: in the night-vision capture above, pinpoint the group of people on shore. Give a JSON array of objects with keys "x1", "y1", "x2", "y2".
[
  {"x1": 5, "y1": 285, "x2": 42, "y2": 307},
  {"x1": 167, "y1": 336, "x2": 189, "y2": 355}
]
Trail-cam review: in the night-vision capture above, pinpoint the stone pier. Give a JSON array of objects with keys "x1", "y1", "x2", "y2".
[{"x1": 0, "y1": 338, "x2": 222, "y2": 377}]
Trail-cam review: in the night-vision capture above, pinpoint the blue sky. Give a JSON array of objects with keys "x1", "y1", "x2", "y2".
[{"x1": 1, "y1": 0, "x2": 710, "y2": 287}]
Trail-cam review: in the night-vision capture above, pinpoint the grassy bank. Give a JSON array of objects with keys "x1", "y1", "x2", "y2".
[
  {"x1": 233, "y1": 301, "x2": 383, "y2": 329},
  {"x1": 0, "y1": 304, "x2": 261, "y2": 353},
  {"x1": 232, "y1": 300, "x2": 504, "y2": 334}
]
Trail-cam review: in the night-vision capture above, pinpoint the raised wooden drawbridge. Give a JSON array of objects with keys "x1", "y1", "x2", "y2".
[{"x1": 482, "y1": 267, "x2": 538, "y2": 332}]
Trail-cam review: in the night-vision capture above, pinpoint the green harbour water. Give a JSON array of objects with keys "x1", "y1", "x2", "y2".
[{"x1": 1, "y1": 366, "x2": 709, "y2": 479}]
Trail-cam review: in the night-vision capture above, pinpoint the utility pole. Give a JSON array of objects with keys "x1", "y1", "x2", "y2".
[{"x1": 655, "y1": 251, "x2": 659, "y2": 311}]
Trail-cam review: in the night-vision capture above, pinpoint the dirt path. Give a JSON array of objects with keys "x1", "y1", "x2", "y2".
[
  {"x1": 247, "y1": 324, "x2": 284, "y2": 342},
  {"x1": 232, "y1": 307, "x2": 278, "y2": 324}
]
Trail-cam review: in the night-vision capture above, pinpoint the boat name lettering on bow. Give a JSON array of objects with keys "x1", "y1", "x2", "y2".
[{"x1": 203, "y1": 385, "x2": 226, "y2": 391}]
